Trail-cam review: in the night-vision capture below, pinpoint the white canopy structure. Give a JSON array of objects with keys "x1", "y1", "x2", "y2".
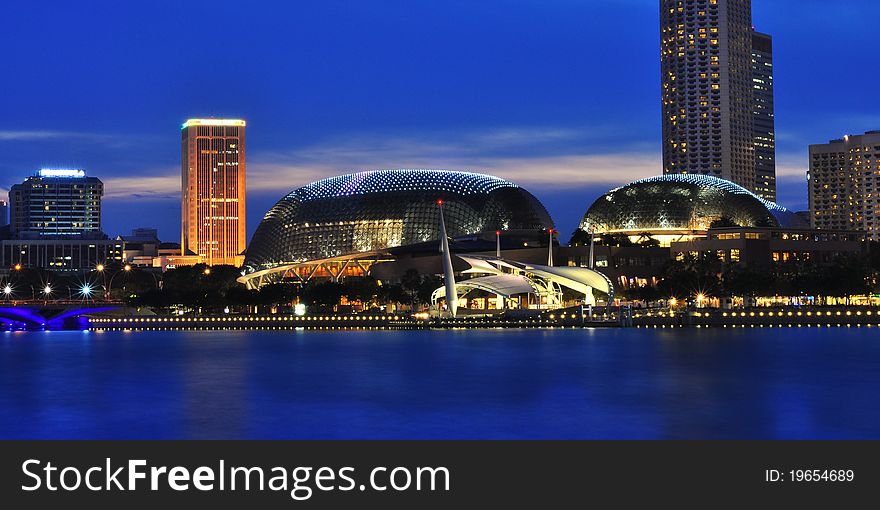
[
  {"x1": 432, "y1": 254, "x2": 614, "y2": 311},
  {"x1": 432, "y1": 274, "x2": 537, "y2": 301}
]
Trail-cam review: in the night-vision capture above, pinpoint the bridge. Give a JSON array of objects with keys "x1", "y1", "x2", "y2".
[{"x1": 0, "y1": 303, "x2": 121, "y2": 330}]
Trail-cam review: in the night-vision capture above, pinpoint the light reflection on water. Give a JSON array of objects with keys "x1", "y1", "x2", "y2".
[{"x1": 0, "y1": 328, "x2": 878, "y2": 439}]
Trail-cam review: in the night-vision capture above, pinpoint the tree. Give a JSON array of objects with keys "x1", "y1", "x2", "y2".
[
  {"x1": 378, "y1": 283, "x2": 408, "y2": 308},
  {"x1": 342, "y1": 278, "x2": 380, "y2": 308},
  {"x1": 636, "y1": 233, "x2": 660, "y2": 248},
  {"x1": 709, "y1": 217, "x2": 739, "y2": 229},
  {"x1": 301, "y1": 281, "x2": 345, "y2": 310},
  {"x1": 400, "y1": 269, "x2": 423, "y2": 307},
  {"x1": 657, "y1": 252, "x2": 722, "y2": 303},
  {"x1": 819, "y1": 255, "x2": 871, "y2": 303},
  {"x1": 257, "y1": 283, "x2": 299, "y2": 307},
  {"x1": 722, "y1": 264, "x2": 772, "y2": 305},
  {"x1": 597, "y1": 233, "x2": 633, "y2": 247},
  {"x1": 417, "y1": 274, "x2": 442, "y2": 306},
  {"x1": 398, "y1": 269, "x2": 443, "y2": 308},
  {"x1": 568, "y1": 229, "x2": 592, "y2": 247}
]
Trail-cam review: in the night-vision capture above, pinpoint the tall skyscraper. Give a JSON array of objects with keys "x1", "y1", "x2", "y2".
[
  {"x1": 8, "y1": 169, "x2": 104, "y2": 238},
  {"x1": 0, "y1": 200, "x2": 8, "y2": 228},
  {"x1": 751, "y1": 30, "x2": 776, "y2": 201},
  {"x1": 809, "y1": 131, "x2": 880, "y2": 239},
  {"x1": 181, "y1": 118, "x2": 247, "y2": 266},
  {"x1": 660, "y1": 0, "x2": 776, "y2": 200}
]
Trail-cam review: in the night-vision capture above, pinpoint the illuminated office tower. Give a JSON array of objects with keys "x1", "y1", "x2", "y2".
[
  {"x1": 8, "y1": 169, "x2": 104, "y2": 238},
  {"x1": 751, "y1": 30, "x2": 776, "y2": 201},
  {"x1": 181, "y1": 118, "x2": 247, "y2": 266},
  {"x1": 0, "y1": 200, "x2": 7, "y2": 228},
  {"x1": 809, "y1": 131, "x2": 880, "y2": 239},
  {"x1": 661, "y1": 0, "x2": 774, "y2": 199}
]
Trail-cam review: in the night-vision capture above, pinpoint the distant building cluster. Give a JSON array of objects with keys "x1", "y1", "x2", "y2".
[
  {"x1": 0, "y1": 0, "x2": 875, "y2": 306},
  {"x1": 0, "y1": 118, "x2": 246, "y2": 272}
]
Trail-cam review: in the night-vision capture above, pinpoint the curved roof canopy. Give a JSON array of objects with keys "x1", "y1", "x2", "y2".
[
  {"x1": 432, "y1": 274, "x2": 537, "y2": 299},
  {"x1": 454, "y1": 255, "x2": 614, "y2": 298}
]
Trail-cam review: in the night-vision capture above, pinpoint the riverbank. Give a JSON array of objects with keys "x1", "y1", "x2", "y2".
[{"x1": 84, "y1": 306, "x2": 880, "y2": 331}]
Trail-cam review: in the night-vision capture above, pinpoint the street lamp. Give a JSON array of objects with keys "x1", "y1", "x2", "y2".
[
  {"x1": 95, "y1": 263, "x2": 108, "y2": 301},
  {"x1": 79, "y1": 284, "x2": 94, "y2": 300},
  {"x1": 2, "y1": 284, "x2": 12, "y2": 299},
  {"x1": 203, "y1": 268, "x2": 211, "y2": 276},
  {"x1": 105, "y1": 265, "x2": 133, "y2": 300},
  {"x1": 43, "y1": 284, "x2": 53, "y2": 302},
  {"x1": 696, "y1": 293, "x2": 706, "y2": 308}
]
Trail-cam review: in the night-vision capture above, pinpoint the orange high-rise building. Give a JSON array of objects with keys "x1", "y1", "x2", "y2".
[{"x1": 181, "y1": 118, "x2": 247, "y2": 266}]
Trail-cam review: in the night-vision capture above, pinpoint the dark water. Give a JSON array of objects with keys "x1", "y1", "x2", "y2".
[{"x1": 1, "y1": 327, "x2": 878, "y2": 439}]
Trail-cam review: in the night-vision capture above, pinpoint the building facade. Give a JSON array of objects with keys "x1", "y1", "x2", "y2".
[
  {"x1": 243, "y1": 169, "x2": 553, "y2": 275},
  {"x1": 0, "y1": 200, "x2": 8, "y2": 227},
  {"x1": 660, "y1": 0, "x2": 775, "y2": 199},
  {"x1": 670, "y1": 227, "x2": 867, "y2": 267},
  {"x1": 0, "y1": 239, "x2": 123, "y2": 271},
  {"x1": 578, "y1": 174, "x2": 798, "y2": 247},
  {"x1": 8, "y1": 169, "x2": 104, "y2": 239},
  {"x1": 181, "y1": 118, "x2": 247, "y2": 266},
  {"x1": 751, "y1": 31, "x2": 776, "y2": 201},
  {"x1": 809, "y1": 131, "x2": 880, "y2": 239}
]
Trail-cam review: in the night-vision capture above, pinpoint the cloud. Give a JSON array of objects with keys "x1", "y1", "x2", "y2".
[
  {"x1": 0, "y1": 130, "x2": 108, "y2": 142},
  {"x1": 77, "y1": 128, "x2": 818, "y2": 212},
  {"x1": 101, "y1": 169, "x2": 180, "y2": 200},
  {"x1": 95, "y1": 126, "x2": 662, "y2": 201},
  {"x1": 0, "y1": 131, "x2": 73, "y2": 141},
  {"x1": 0, "y1": 130, "x2": 148, "y2": 150},
  {"x1": 245, "y1": 128, "x2": 661, "y2": 193},
  {"x1": 775, "y1": 152, "x2": 807, "y2": 179}
]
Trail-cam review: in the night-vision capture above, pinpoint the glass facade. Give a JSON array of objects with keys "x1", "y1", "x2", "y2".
[
  {"x1": 243, "y1": 170, "x2": 553, "y2": 272},
  {"x1": 579, "y1": 174, "x2": 791, "y2": 234},
  {"x1": 8, "y1": 170, "x2": 103, "y2": 238}
]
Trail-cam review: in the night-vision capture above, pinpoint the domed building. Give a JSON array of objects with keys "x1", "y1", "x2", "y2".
[
  {"x1": 242, "y1": 169, "x2": 554, "y2": 278},
  {"x1": 578, "y1": 174, "x2": 799, "y2": 245}
]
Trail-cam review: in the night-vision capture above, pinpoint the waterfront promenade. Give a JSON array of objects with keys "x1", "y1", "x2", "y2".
[{"x1": 83, "y1": 306, "x2": 880, "y2": 331}]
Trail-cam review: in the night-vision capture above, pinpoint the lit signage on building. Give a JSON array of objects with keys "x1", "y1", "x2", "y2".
[
  {"x1": 38, "y1": 169, "x2": 85, "y2": 178},
  {"x1": 181, "y1": 119, "x2": 247, "y2": 129}
]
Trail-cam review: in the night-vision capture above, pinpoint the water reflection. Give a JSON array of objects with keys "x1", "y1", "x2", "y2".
[{"x1": 0, "y1": 328, "x2": 878, "y2": 439}]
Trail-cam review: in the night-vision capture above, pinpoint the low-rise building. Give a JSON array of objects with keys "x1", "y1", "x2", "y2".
[
  {"x1": 670, "y1": 227, "x2": 867, "y2": 267},
  {"x1": 0, "y1": 238, "x2": 124, "y2": 271}
]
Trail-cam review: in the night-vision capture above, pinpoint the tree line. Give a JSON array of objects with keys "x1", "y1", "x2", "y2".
[{"x1": 625, "y1": 250, "x2": 877, "y2": 306}]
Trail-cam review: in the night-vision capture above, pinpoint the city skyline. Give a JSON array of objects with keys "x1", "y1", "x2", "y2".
[{"x1": 2, "y1": 0, "x2": 879, "y2": 241}]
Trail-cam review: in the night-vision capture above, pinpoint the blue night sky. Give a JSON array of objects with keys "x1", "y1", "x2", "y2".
[{"x1": 2, "y1": 0, "x2": 878, "y2": 241}]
